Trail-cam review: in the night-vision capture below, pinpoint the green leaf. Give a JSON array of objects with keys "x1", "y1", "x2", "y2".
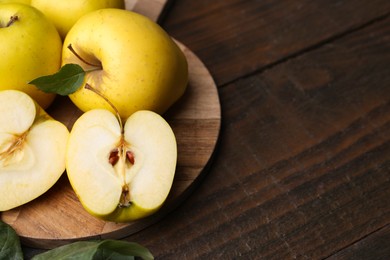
[
  {"x1": 32, "y1": 239, "x2": 154, "y2": 260},
  {"x1": 29, "y1": 63, "x2": 86, "y2": 96},
  {"x1": 0, "y1": 221, "x2": 23, "y2": 260},
  {"x1": 95, "y1": 240, "x2": 154, "y2": 260}
]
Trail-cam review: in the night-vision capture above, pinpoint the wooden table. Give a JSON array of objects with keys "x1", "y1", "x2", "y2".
[{"x1": 23, "y1": 0, "x2": 390, "y2": 258}]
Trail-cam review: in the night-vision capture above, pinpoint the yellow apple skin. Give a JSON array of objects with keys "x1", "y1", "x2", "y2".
[
  {"x1": 0, "y1": 90, "x2": 69, "y2": 211},
  {"x1": 0, "y1": 3, "x2": 62, "y2": 109},
  {"x1": 95, "y1": 200, "x2": 154, "y2": 223},
  {"x1": 62, "y1": 9, "x2": 188, "y2": 120},
  {"x1": 31, "y1": 0, "x2": 124, "y2": 39},
  {"x1": 0, "y1": 0, "x2": 31, "y2": 4}
]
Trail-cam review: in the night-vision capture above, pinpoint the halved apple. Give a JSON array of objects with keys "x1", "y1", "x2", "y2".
[
  {"x1": 0, "y1": 90, "x2": 69, "y2": 211},
  {"x1": 66, "y1": 109, "x2": 177, "y2": 222}
]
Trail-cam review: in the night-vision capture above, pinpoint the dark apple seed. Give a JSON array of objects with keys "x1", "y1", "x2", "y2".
[
  {"x1": 126, "y1": 151, "x2": 135, "y2": 165},
  {"x1": 109, "y1": 149, "x2": 119, "y2": 166}
]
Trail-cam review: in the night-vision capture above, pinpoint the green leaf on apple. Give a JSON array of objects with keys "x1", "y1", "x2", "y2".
[
  {"x1": 29, "y1": 63, "x2": 85, "y2": 96},
  {"x1": 0, "y1": 221, "x2": 23, "y2": 260}
]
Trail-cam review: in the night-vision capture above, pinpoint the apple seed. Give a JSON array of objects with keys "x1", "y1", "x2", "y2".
[
  {"x1": 108, "y1": 149, "x2": 119, "y2": 166},
  {"x1": 126, "y1": 151, "x2": 135, "y2": 165}
]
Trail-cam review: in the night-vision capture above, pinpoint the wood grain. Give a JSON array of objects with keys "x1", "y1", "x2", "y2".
[
  {"x1": 1, "y1": 0, "x2": 221, "y2": 249},
  {"x1": 163, "y1": 0, "x2": 390, "y2": 85},
  {"x1": 327, "y1": 225, "x2": 390, "y2": 260},
  {"x1": 121, "y1": 11, "x2": 390, "y2": 259}
]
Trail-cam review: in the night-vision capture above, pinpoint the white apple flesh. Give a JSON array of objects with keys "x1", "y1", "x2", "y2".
[
  {"x1": 66, "y1": 109, "x2": 177, "y2": 222},
  {"x1": 0, "y1": 90, "x2": 69, "y2": 211}
]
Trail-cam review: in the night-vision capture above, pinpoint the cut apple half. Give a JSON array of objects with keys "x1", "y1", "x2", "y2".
[
  {"x1": 66, "y1": 109, "x2": 177, "y2": 222},
  {"x1": 0, "y1": 90, "x2": 69, "y2": 211}
]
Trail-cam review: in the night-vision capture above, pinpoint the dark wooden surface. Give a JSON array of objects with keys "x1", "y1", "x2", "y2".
[{"x1": 23, "y1": 0, "x2": 390, "y2": 259}]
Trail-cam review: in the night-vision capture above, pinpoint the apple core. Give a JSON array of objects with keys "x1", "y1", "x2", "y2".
[{"x1": 0, "y1": 132, "x2": 27, "y2": 167}]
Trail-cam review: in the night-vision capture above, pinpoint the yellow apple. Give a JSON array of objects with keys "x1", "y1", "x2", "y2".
[
  {"x1": 30, "y1": 0, "x2": 124, "y2": 39},
  {"x1": 66, "y1": 109, "x2": 177, "y2": 222},
  {"x1": 0, "y1": 90, "x2": 69, "y2": 211},
  {"x1": 0, "y1": 3, "x2": 62, "y2": 109},
  {"x1": 62, "y1": 8, "x2": 188, "y2": 120},
  {"x1": 0, "y1": 0, "x2": 30, "y2": 4}
]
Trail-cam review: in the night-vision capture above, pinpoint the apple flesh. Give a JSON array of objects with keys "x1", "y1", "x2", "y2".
[
  {"x1": 0, "y1": 90, "x2": 69, "y2": 211},
  {"x1": 62, "y1": 8, "x2": 188, "y2": 120},
  {"x1": 66, "y1": 109, "x2": 177, "y2": 222},
  {"x1": 0, "y1": 3, "x2": 62, "y2": 109},
  {"x1": 30, "y1": 0, "x2": 124, "y2": 39}
]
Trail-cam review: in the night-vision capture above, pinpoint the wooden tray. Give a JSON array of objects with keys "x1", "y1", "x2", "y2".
[{"x1": 1, "y1": 0, "x2": 221, "y2": 249}]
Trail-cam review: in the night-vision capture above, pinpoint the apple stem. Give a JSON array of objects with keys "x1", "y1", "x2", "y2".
[
  {"x1": 67, "y1": 44, "x2": 102, "y2": 69},
  {"x1": 119, "y1": 185, "x2": 131, "y2": 208},
  {"x1": 84, "y1": 83, "x2": 124, "y2": 133},
  {"x1": 5, "y1": 15, "x2": 18, "y2": 27}
]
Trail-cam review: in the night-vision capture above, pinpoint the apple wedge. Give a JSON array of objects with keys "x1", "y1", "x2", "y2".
[
  {"x1": 66, "y1": 109, "x2": 177, "y2": 222},
  {"x1": 0, "y1": 90, "x2": 69, "y2": 211}
]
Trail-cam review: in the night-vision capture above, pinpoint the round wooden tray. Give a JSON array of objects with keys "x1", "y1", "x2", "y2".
[{"x1": 1, "y1": 42, "x2": 221, "y2": 249}]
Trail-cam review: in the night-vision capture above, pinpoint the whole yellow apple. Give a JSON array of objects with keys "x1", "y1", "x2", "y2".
[
  {"x1": 0, "y1": 3, "x2": 62, "y2": 109},
  {"x1": 30, "y1": 0, "x2": 124, "y2": 39},
  {"x1": 62, "y1": 9, "x2": 188, "y2": 119}
]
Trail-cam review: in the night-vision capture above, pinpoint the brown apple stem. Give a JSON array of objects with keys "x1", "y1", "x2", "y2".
[
  {"x1": 84, "y1": 83, "x2": 123, "y2": 133},
  {"x1": 119, "y1": 185, "x2": 131, "y2": 208},
  {"x1": 67, "y1": 44, "x2": 102, "y2": 69},
  {"x1": 5, "y1": 15, "x2": 18, "y2": 27}
]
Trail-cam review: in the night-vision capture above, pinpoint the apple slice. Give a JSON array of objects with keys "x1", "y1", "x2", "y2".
[
  {"x1": 0, "y1": 90, "x2": 69, "y2": 211},
  {"x1": 66, "y1": 109, "x2": 177, "y2": 222}
]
